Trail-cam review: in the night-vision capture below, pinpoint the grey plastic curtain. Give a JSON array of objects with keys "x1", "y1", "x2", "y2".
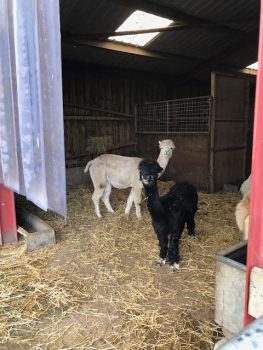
[{"x1": 0, "y1": 0, "x2": 67, "y2": 217}]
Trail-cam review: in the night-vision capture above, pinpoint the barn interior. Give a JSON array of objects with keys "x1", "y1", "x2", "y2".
[
  {"x1": 61, "y1": 0, "x2": 259, "y2": 192},
  {"x1": 0, "y1": 1, "x2": 260, "y2": 349}
]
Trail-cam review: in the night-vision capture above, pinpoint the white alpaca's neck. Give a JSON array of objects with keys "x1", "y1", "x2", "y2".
[{"x1": 157, "y1": 151, "x2": 171, "y2": 176}]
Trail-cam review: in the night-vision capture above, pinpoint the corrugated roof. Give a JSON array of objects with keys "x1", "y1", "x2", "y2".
[
  {"x1": 61, "y1": 0, "x2": 133, "y2": 34},
  {"x1": 150, "y1": 0, "x2": 257, "y2": 23},
  {"x1": 148, "y1": 29, "x2": 238, "y2": 59},
  {"x1": 60, "y1": 0, "x2": 259, "y2": 79}
]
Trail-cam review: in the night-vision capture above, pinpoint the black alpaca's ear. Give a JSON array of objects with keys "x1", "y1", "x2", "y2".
[{"x1": 138, "y1": 160, "x2": 144, "y2": 172}]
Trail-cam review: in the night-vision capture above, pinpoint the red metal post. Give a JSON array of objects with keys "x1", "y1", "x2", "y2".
[
  {"x1": 244, "y1": 1, "x2": 263, "y2": 326},
  {"x1": 0, "y1": 185, "x2": 17, "y2": 245}
]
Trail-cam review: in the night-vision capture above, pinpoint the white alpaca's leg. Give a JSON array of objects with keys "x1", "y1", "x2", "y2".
[
  {"x1": 102, "y1": 183, "x2": 114, "y2": 213},
  {"x1": 92, "y1": 187, "x2": 104, "y2": 218},
  {"x1": 125, "y1": 188, "x2": 134, "y2": 215},
  {"x1": 133, "y1": 189, "x2": 142, "y2": 218},
  {"x1": 243, "y1": 216, "x2": 250, "y2": 240},
  {"x1": 89, "y1": 165, "x2": 106, "y2": 218}
]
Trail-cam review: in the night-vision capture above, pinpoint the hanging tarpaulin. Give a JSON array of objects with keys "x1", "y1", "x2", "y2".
[{"x1": 0, "y1": 0, "x2": 67, "y2": 217}]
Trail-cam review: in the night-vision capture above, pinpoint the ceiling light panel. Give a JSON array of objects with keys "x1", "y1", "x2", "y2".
[{"x1": 109, "y1": 10, "x2": 173, "y2": 47}]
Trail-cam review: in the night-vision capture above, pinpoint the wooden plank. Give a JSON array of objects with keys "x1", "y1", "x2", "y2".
[
  {"x1": 212, "y1": 72, "x2": 250, "y2": 190},
  {"x1": 214, "y1": 150, "x2": 245, "y2": 189},
  {"x1": 64, "y1": 116, "x2": 134, "y2": 122},
  {"x1": 79, "y1": 121, "x2": 85, "y2": 154},
  {"x1": 66, "y1": 143, "x2": 136, "y2": 160},
  {"x1": 64, "y1": 102, "x2": 135, "y2": 118},
  {"x1": 214, "y1": 145, "x2": 246, "y2": 152},
  {"x1": 214, "y1": 123, "x2": 247, "y2": 150},
  {"x1": 62, "y1": 37, "x2": 203, "y2": 64},
  {"x1": 63, "y1": 19, "x2": 256, "y2": 40},
  {"x1": 215, "y1": 119, "x2": 247, "y2": 123},
  {"x1": 136, "y1": 131, "x2": 209, "y2": 135},
  {"x1": 242, "y1": 78, "x2": 250, "y2": 180},
  {"x1": 209, "y1": 72, "x2": 216, "y2": 192}
]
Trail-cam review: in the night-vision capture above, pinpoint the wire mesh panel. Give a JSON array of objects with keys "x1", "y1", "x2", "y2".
[{"x1": 136, "y1": 96, "x2": 213, "y2": 134}]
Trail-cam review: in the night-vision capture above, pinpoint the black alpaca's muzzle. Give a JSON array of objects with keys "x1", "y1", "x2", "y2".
[{"x1": 140, "y1": 174, "x2": 157, "y2": 186}]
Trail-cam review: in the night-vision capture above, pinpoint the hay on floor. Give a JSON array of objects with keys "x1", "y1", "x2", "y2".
[{"x1": 0, "y1": 183, "x2": 242, "y2": 350}]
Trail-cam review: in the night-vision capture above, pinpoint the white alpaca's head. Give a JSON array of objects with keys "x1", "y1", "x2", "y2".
[{"x1": 159, "y1": 139, "x2": 175, "y2": 159}]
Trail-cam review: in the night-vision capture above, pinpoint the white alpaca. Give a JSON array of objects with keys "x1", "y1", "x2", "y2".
[
  {"x1": 84, "y1": 139, "x2": 175, "y2": 218},
  {"x1": 235, "y1": 193, "x2": 250, "y2": 240},
  {"x1": 240, "y1": 174, "x2": 251, "y2": 197}
]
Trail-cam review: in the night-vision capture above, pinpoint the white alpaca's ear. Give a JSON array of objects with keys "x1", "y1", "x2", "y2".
[{"x1": 159, "y1": 141, "x2": 161, "y2": 147}]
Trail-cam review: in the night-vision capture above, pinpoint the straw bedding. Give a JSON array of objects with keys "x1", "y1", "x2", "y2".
[{"x1": 0, "y1": 182, "x2": 242, "y2": 350}]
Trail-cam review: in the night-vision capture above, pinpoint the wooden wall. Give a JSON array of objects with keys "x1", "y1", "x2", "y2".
[
  {"x1": 136, "y1": 134, "x2": 210, "y2": 191},
  {"x1": 62, "y1": 62, "x2": 169, "y2": 166},
  {"x1": 63, "y1": 62, "x2": 169, "y2": 115},
  {"x1": 136, "y1": 73, "x2": 255, "y2": 192},
  {"x1": 135, "y1": 80, "x2": 211, "y2": 191},
  {"x1": 171, "y1": 80, "x2": 210, "y2": 99},
  {"x1": 210, "y1": 72, "x2": 250, "y2": 191}
]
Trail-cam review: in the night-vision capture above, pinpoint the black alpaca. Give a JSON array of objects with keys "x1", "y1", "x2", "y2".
[{"x1": 138, "y1": 159, "x2": 198, "y2": 271}]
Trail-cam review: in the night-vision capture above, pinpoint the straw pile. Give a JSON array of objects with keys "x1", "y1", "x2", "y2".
[
  {"x1": 0, "y1": 183, "x2": 242, "y2": 350},
  {"x1": 86, "y1": 136, "x2": 114, "y2": 154}
]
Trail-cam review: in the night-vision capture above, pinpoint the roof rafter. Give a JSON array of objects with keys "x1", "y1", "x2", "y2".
[
  {"x1": 63, "y1": 18, "x2": 257, "y2": 40},
  {"x1": 62, "y1": 36, "x2": 254, "y2": 77},
  {"x1": 62, "y1": 35, "x2": 204, "y2": 63}
]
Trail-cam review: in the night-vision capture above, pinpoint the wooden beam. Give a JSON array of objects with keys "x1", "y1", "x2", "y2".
[
  {"x1": 66, "y1": 143, "x2": 136, "y2": 160},
  {"x1": 63, "y1": 36, "x2": 254, "y2": 72},
  {"x1": 64, "y1": 102, "x2": 135, "y2": 118},
  {"x1": 62, "y1": 36, "x2": 203, "y2": 64},
  {"x1": 64, "y1": 116, "x2": 134, "y2": 122},
  {"x1": 63, "y1": 19, "x2": 257, "y2": 40},
  {"x1": 62, "y1": 37, "x2": 256, "y2": 79}
]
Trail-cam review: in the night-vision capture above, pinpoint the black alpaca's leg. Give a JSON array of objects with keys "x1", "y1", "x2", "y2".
[
  {"x1": 186, "y1": 214, "x2": 196, "y2": 236},
  {"x1": 168, "y1": 230, "x2": 181, "y2": 271},
  {"x1": 156, "y1": 231, "x2": 168, "y2": 265}
]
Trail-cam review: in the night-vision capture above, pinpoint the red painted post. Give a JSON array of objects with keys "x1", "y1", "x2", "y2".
[
  {"x1": 0, "y1": 185, "x2": 17, "y2": 245},
  {"x1": 244, "y1": 1, "x2": 263, "y2": 326}
]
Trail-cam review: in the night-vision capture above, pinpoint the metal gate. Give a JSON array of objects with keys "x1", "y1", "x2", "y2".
[{"x1": 136, "y1": 96, "x2": 213, "y2": 134}]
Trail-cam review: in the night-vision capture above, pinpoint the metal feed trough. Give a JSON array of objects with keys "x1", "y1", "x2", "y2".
[
  {"x1": 215, "y1": 241, "x2": 247, "y2": 335},
  {"x1": 17, "y1": 208, "x2": 55, "y2": 251}
]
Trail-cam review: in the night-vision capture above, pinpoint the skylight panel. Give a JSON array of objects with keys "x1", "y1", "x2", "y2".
[
  {"x1": 109, "y1": 10, "x2": 173, "y2": 47},
  {"x1": 246, "y1": 62, "x2": 258, "y2": 70}
]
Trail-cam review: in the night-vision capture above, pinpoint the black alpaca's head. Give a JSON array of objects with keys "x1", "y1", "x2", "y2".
[{"x1": 138, "y1": 159, "x2": 163, "y2": 186}]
